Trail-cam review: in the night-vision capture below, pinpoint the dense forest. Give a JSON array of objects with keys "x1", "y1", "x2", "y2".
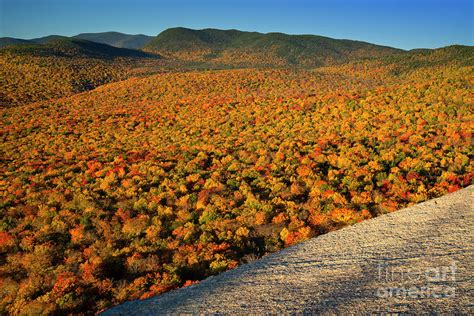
[
  {"x1": 0, "y1": 53, "x2": 133, "y2": 107},
  {"x1": 1, "y1": 42, "x2": 472, "y2": 313}
]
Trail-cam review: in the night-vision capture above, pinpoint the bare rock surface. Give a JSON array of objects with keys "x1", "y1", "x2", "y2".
[{"x1": 103, "y1": 186, "x2": 473, "y2": 314}]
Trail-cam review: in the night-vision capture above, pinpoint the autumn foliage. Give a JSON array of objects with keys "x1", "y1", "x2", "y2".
[
  {"x1": 0, "y1": 52, "x2": 133, "y2": 107},
  {"x1": 0, "y1": 56, "x2": 473, "y2": 314}
]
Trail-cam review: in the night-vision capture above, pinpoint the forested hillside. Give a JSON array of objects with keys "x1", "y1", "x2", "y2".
[
  {"x1": 0, "y1": 39, "x2": 158, "y2": 107},
  {"x1": 1, "y1": 50, "x2": 472, "y2": 313},
  {"x1": 144, "y1": 27, "x2": 403, "y2": 67}
]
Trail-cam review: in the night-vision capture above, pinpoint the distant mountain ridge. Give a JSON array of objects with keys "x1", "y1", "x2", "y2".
[
  {"x1": 0, "y1": 37, "x2": 32, "y2": 47},
  {"x1": 0, "y1": 32, "x2": 153, "y2": 49},
  {"x1": 0, "y1": 38, "x2": 152, "y2": 58},
  {"x1": 31, "y1": 35, "x2": 68, "y2": 44},
  {"x1": 72, "y1": 32, "x2": 153, "y2": 49},
  {"x1": 1, "y1": 28, "x2": 472, "y2": 68}
]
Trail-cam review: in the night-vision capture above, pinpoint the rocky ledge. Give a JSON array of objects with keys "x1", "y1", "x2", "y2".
[{"x1": 103, "y1": 185, "x2": 473, "y2": 314}]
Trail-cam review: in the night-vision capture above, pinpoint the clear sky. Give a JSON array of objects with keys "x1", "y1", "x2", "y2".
[{"x1": 0, "y1": 0, "x2": 472, "y2": 50}]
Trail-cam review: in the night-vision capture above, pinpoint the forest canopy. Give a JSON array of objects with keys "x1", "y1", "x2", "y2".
[{"x1": 0, "y1": 45, "x2": 473, "y2": 314}]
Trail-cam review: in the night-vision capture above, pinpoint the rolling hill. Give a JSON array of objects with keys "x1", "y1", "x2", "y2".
[
  {"x1": 398, "y1": 45, "x2": 474, "y2": 67},
  {"x1": 144, "y1": 27, "x2": 404, "y2": 67},
  {"x1": 72, "y1": 32, "x2": 153, "y2": 49},
  {"x1": 1, "y1": 29, "x2": 472, "y2": 108},
  {"x1": 1, "y1": 35, "x2": 68, "y2": 47},
  {"x1": 31, "y1": 35, "x2": 68, "y2": 44},
  {"x1": 0, "y1": 38, "x2": 157, "y2": 107},
  {"x1": 5, "y1": 28, "x2": 471, "y2": 69},
  {"x1": 0, "y1": 37, "x2": 32, "y2": 48},
  {"x1": 1, "y1": 32, "x2": 153, "y2": 50},
  {"x1": 1, "y1": 38, "x2": 153, "y2": 58}
]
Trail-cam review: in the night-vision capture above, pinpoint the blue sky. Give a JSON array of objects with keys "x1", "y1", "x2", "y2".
[{"x1": 0, "y1": 0, "x2": 472, "y2": 49}]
